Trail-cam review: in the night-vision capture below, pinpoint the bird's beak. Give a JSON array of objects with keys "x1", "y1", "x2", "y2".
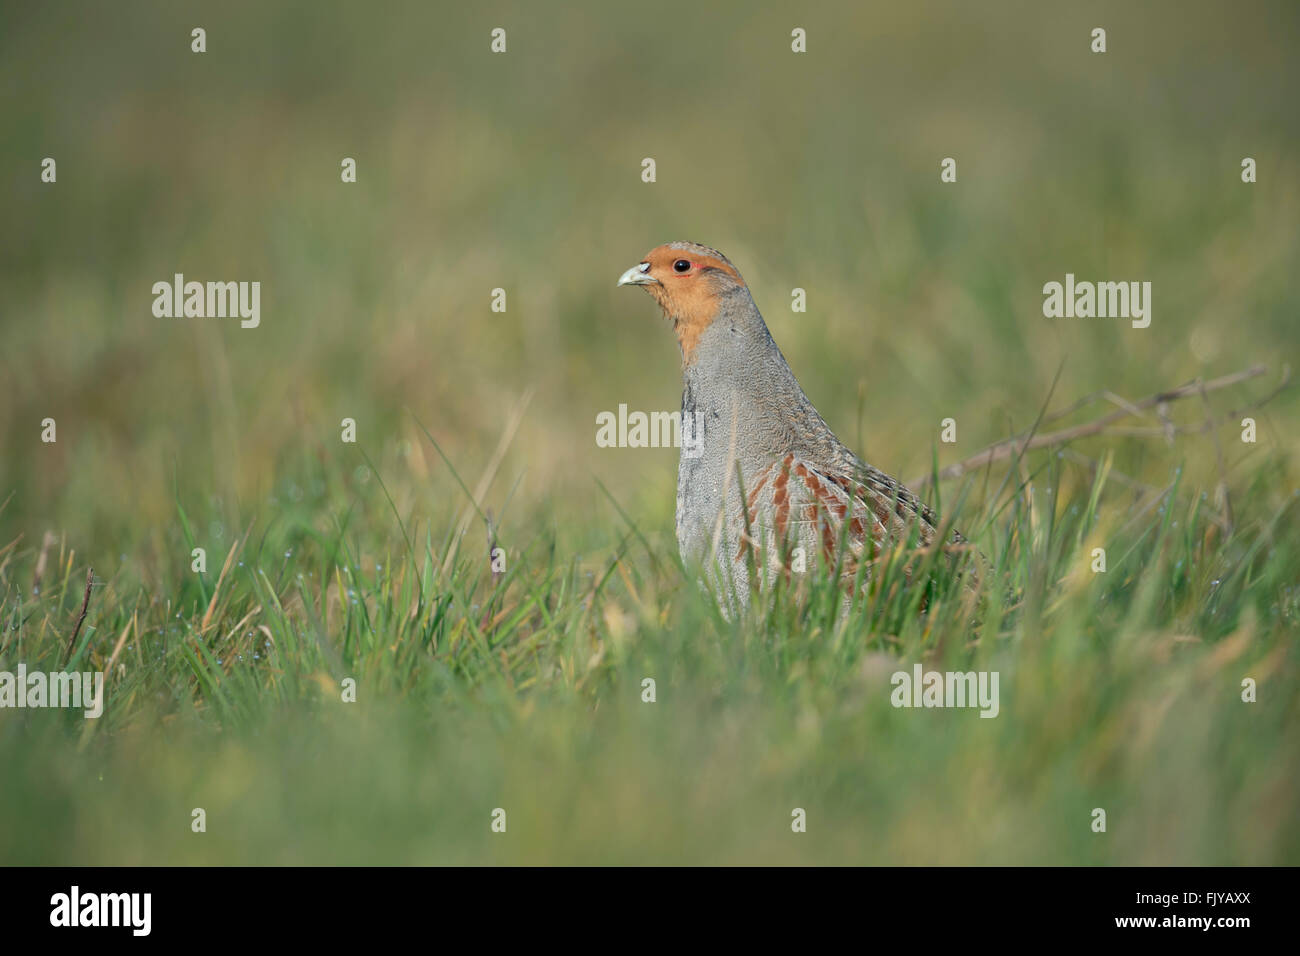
[{"x1": 617, "y1": 263, "x2": 657, "y2": 287}]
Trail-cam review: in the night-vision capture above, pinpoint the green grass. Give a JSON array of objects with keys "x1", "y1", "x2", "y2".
[
  {"x1": 1, "y1": 0, "x2": 1298, "y2": 864},
  {"x1": 1, "y1": 434, "x2": 1297, "y2": 864}
]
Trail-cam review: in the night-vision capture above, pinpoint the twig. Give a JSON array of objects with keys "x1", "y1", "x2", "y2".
[
  {"x1": 62, "y1": 566, "x2": 94, "y2": 666},
  {"x1": 913, "y1": 364, "x2": 1285, "y2": 487},
  {"x1": 1039, "y1": 388, "x2": 1141, "y2": 426}
]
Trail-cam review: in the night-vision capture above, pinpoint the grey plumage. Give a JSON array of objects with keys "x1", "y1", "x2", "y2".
[{"x1": 620, "y1": 241, "x2": 966, "y2": 612}]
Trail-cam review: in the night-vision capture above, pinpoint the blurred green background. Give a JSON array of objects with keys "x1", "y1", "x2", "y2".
[{"x1": 1, "y1": 0, "x2": 1297, "y2": 864}]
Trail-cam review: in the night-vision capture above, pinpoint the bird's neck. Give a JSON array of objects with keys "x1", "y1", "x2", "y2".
[
  {"x1": 678, "y1": 297, "x2": 856, "y2": 480},
  {"x1": 679, "y1": 304, "x2": 812, "y2": 458}
]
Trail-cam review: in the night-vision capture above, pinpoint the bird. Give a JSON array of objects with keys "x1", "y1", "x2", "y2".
[{"x1": 617, "y1": 240, "x2": 972, "y2": 611}]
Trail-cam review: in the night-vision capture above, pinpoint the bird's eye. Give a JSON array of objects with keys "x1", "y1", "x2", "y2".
[{"x1": 673, "y1": 259, "x2": 691, "y2": 273}]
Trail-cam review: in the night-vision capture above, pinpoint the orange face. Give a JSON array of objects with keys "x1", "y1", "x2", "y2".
[{"x1": 617, "y1": 243, "x2": 745, "y2": 364}]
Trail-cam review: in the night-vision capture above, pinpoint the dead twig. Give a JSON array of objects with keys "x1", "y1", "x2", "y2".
[
  {"x1": 913, "y1": 364, "x2": 1286, "y2": 488},
  {"x1": 62, "y1": 566, "x2": 94, "y2": 666}
]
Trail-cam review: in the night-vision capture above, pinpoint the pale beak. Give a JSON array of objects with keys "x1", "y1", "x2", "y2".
[{"x1": 617, "y1": 262, "x2": 657, "y2": 287}]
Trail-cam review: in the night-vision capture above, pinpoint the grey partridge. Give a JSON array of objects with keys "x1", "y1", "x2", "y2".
[{"x1": 617, "y1": 241, "x2": 969, "y2": 611}]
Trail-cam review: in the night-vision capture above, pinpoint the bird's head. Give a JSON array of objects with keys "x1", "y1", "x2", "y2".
[{"x1": 617, "y1": 241, "x2": 748, "y2": 364}]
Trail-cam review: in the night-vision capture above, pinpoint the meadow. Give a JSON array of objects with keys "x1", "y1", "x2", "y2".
[{"x1": 1, "y1": 0, "x2": 1297, "y2": 864}]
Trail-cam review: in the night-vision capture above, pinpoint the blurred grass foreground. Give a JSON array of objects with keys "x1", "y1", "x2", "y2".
[{"x1": 1, "y1": 1, "x2": 1298, "y2": 864}]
